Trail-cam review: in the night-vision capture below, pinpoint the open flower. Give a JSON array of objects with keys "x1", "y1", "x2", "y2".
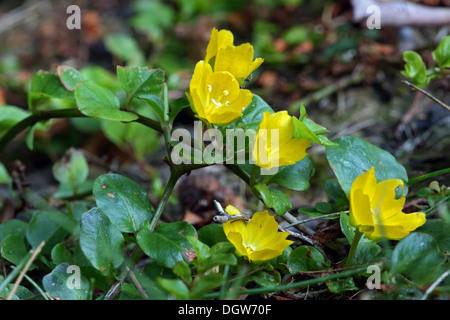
[
  {"x1": 349, "y1": 167, "x2": 426, "y2": 241},
  {"x1": 205, "y1": 28, "x2": 264, "y2": 84},
  {"x1": 187, "y1": 60, "x2": 253, "y2": 125},
  {"x1": 252, "y1": 111, "x2": 311, "y2": 169},
  {"x1": 222, "y1": 205, "x2": 293, "y2": 262}
]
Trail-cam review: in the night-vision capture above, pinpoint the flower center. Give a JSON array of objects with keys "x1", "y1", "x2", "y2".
[{"x1": 207, "y1": 85, "x2": 230, "y2": 109}]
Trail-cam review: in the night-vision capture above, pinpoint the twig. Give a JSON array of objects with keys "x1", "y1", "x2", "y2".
[
  {"x1": 420, "y1": 269, "x2": 450, "y2": 300},
  {"x1": 126, "y1": 266, "x2": 148, "y2": 299},
  {"x1": 402, "y1": 80, "x2": 450, "y2": 112},
  {"x1": 6, "y1": 241, "x2": 45, "y2": 300},
  {"x1": 283, "y1": 211, "x2": 344, "y2": 228}
]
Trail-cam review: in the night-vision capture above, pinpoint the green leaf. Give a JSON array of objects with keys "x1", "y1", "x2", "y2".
[
  {"x1": 79, "y1": 208, "x2": 124, "y2": 275},
  {"x1": 117, "y1": 66, "x2": 164, "y2": 101},
  {"x1": 190, "y1": 273, "x2": 225, "y2": 299},
  {"x1": 57, "y1": 65, "x2": 84, "y2": 91},
  {"x1": 324, "y1": 178, "x2": 347, "y2": 203},
  {"x1": 28, "y1": 72, "x2": 74, "y2": 112},
  {"x1": 391, "y1": 232, "x2": 446, "y2": 285},
  {"x1": 0, "y1": 234, "x2": 31, "y2": 267},
  {"x1": 197, "y1": 224, "x2": 227, "y2": 247},
  {"x1": 416, "y1": 219, "x2": 450, "y2": 253},
  {"x1": 0, "y1": 219, "x2": 28, "y2": 243},
  {"x1": 293, "y1": 104, "x2": 337, "y2": 147},
  {"x1": 157, "y1": 278, "x2": 190, "y2": 300},
  {"x1": 139, "y1": 94, "x2": 165, "y2": 123},
  {"x1": 104, "y1": 34, "x2": 145, "y2": 66},
  {"x1": 224, "y1": 94, "x2": 274, "y2": 131},
  {"x1": 137, "y1": 221, "x2": 197, "y2": 269},
  {"x1": 432, "y1": 35, "x2": 450, "y2": 68},
  {"x1": 0, "y1": 275, "x2": 33, "y2": 300},
  {"x1": 53, "y1": 149, "x2": 89, "y2": 188},
  {"x1": 93, "y1": 173, "x2": 154, "y2": 233},
  {"x1": 118, "y1": 263, "x2": 171, "y2": 300},
  {"x1": 401, "y1": 51, "x2": 430, "y2": 87},
  {"x1": 42, "y1": 263, "x2": 90, "y2": 300},
  {"x1": 287, "y1": 246, "x2": 330, "y2": 273},
  {"x1": 254, "y1": 183, "x2": 292, "y2": 215},
  {"x1": 51, "y1": 243, "x2": 74, "y2": 265},
  {"x1": 169, "y1": 98, "x2": 190, "y2": 126},
  {"x1": 173, "y1": 260, "x2": 192, "y2": 285},
  {"x1": 26, "y1": 212, "x2": 68, "y2": 254},
  {"x1": 74, "y1": 80, "x2": 138, "y2": 121},
  {"x1": 0, "y1": 105, "x2": 29, "y2": 136},
  {"x1": 263, "y1": 156, "x2": 313, "y2": 191},
  {"x1": 326, "y1": 277, "x2": 358, "y2": 294},
  {"x1": 326, "y1": 135, "x2": 408, "y2": 197}
]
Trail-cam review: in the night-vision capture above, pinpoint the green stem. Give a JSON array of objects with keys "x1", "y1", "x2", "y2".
[
  {"x1": 204, "y1": 264, "x2": 376, "y2": 299},
  {"x1": 249, "y1": 164, "x2": 259, "y2": 190},
  {"x1": 0, "y1": 108, "x2": 162, "y2": 153},
  {"x1": 407, "y1": 168, "x2": 450, "y2": 186},
  {"x1": 345, "y1": 230, "x2": 363, "y2": 268},
  {"x1": 148, "y1": 170, "x2": 182, "y2": 231}
]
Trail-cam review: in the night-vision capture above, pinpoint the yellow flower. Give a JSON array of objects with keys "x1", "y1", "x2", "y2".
[
  {"x1": 205, "y1": 28, "x2": 264, "y2": 84},
  {"x1": 252, "y1": 111, "x2": 311, "y2": 169},
  {"x1": 349, "y1": 167, "x2": 426, "y2": 241},
  {"x1": 223, "y1": 205, "x2": 293, "y2": 262},
  {"x1": 187, "y1": 60, "x2": 253, "y2": 125}
]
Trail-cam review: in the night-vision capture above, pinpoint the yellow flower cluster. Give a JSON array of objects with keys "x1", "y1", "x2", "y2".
[
  {"x1": 187, "y1": 28, "x2": 260, "y2": 125},
  {"x1": 187, "y1": 28, "x2": 310, "y2": 169}
]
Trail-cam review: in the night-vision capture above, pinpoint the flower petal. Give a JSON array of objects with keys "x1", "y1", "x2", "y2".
[
  {"x1": 205, "y1": 28, "x2": 234, "y2": 65},
  {"x1": 372, "y1": 178, "x2": 406, "y2": 222}
]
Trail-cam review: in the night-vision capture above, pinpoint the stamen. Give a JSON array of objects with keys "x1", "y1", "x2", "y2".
[
  {"x1": 207, "y1": 84, "x2": 212, "y2": 92},
  {"x1": 223, "y1": 90, "x2": 229, "y2": 96}
]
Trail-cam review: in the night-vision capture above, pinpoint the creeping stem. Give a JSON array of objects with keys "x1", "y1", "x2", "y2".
[{"x1": 0, "y1": 108, "x2": 162, "y2": 153}]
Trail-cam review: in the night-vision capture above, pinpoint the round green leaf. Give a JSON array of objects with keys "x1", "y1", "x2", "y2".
[
  {"x1": 93, "y1": 173, "x2": 154, "y2": 233},
  {"x1": 287, "y1": 246, "x2": 330, "y2": 273},
  {"x1": 254, "y1": 183, "x2": 292, "y2": 215},
  {"x1": 326, "y1": 135, "x2": 408, "y2": 197},
  {"x1": 137, "y1": 221, "x2": 197, "y2": 269},
  {"x1": 391, "y1": 232, "x2": 446, "y2": 285},
  {"x1": 263, "y1": 156, "x2": 313, "y2": 191},
  {"x1": 224, "y1": 94, "x2": 274, "y2": 131},
  {"x1": 79, "y1": 208, "x2": 124, "y2": 275},
  {"x1": 43, "y1": 263, "x2": 90, "y2": 300},
  {"x1": 74, "y1": 80, "x2": 138, "y2": 121},
  {"x1": 117, "y1": 66, "x2": 164, "y2": 99}
]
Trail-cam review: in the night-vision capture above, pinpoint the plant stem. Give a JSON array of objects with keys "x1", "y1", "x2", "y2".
[
  {"x1": 204, "y1": 263, "x2": 376, "y2": 298},
  {"x1": 407, "y1": 167, "x2": 450, "y2": 186},
  {"x1": 402, "y1": 80, "x2": 450, "y2": 112},
  {"x1": 345, "y1": 230, "x2": 363, "y2": 268},
  {"x1": 0, "y1": 108, "x2": 162, "y2": 153},
  {"x1": 148, "y1": 170, "x2": 182, "y2": 231},
  {"x1": 249, "y1": 164, "x2": 259, "y2": 190}
]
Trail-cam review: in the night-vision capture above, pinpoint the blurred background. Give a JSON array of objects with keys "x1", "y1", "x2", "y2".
[{"x1": 0, "y1": 0, "x2": 449, "y2": 224}]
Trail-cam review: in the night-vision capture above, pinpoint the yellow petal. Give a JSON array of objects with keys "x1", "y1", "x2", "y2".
[
  {"x1": 349, "y1": 188, "x2": 375, "y2": 229},
  {"x1": 277, "y1": 138, "x2": 310, "y2": 166},
  {"x1": 370, "y1": 211, "x2": 426, "y2": 240},
  {"x1": 225, "y1": 205, "x2": 241, "y2": 216},
  {"x1": 223, "y1": 219, "x2": 246, "y2": 237},
  {"x1": 245, "y1": 211, "x2": 278, "y2": 247},
  {"x1": 205, "y1": 28, "x2": 234, "y2": 65},
  {"x1": 372, "y1": 178, "x2": 406, "y2": 222},
  {"x1": 350, "y1": 167, "x2": 377, "y2": 200},
  {"x1": 215, "y1": 43, "x2": 262, "y2": 80},
  {"x1": 226, "y1": 231, "x2": 248, "y2": 257}
]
